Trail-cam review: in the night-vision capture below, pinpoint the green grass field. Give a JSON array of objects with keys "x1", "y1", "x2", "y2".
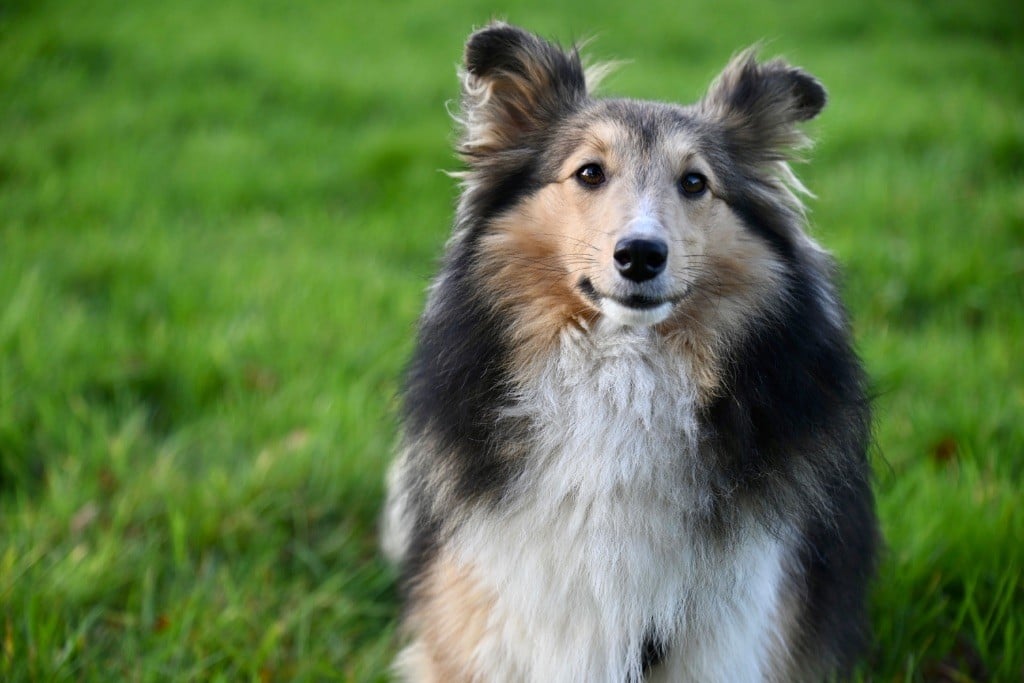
[{"x1": 1, "y1": 0, "x2": 1022, "y2": 680}]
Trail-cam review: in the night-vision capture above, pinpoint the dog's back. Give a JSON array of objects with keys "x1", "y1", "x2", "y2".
[{"x1": 383, "y1": 23, "x2": 877, "y2": 682}]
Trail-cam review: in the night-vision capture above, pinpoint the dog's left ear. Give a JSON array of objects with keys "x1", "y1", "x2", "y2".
[
  {"x1": 701, "y1": 49, "x2": 826, "y2": 160},
  {"x1": 459, "y1": 23, "x2": 588, "y2": 160}
]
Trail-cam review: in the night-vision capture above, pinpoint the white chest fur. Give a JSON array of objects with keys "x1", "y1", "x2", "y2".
[{"x1": 452, "y1": 322, "x2": 790, "y2": 682}]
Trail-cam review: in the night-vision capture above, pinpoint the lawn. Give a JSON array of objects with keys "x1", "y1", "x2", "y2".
[{"x1": 1, "y1": 0, "x2": 1021, "y2": 680}]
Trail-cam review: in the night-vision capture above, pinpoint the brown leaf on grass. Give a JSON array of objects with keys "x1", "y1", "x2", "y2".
[
  {"x1": 4, "y1": 615, "x2": 13, "y2": 661},
  {"x1": 244, "y1": 364, "x2": 279, "y2": 393},
  {"x1": 930, "y1": 436, "x2": 959, "y2": 465},
  {"x1": 70, "y1": 502, "x2": 100, "y2": 535},
  {"x1": 98, "y1": 467, "x2": 119, "y2": 495},
  {"x1": 921, "y1": 633, "x2": 990, "y2": 682}
]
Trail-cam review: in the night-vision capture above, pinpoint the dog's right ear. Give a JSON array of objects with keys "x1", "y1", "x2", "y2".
[{"x1": 459, "y1": 23, "x2": 587, "y2": 161}]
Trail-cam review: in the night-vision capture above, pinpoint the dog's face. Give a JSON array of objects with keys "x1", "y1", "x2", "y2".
[
  {"x1": 510, "y1": 110, "x2": 757, "y2": 328},
  {"x1": 457, "y1": 24, "x2": 826, "y2": 335}
]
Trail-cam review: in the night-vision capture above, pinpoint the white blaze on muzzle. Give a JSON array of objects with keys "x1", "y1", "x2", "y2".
[{"x1": 601, "y1": 202, "x2": 674, "y2": 326}]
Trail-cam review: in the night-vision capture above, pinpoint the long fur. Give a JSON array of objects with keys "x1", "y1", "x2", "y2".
[{"x1": 383, "y1": 23, "x2": 878, "y2": 682}]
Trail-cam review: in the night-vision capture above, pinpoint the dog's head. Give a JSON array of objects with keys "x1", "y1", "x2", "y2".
[{"x1": 455, "y1": 23, "x2": 827, "y2": 334}]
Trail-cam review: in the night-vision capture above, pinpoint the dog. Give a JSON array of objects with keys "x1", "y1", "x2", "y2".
[{"x1": 382, "y1": 23, "x2": 878, "y2": 682}]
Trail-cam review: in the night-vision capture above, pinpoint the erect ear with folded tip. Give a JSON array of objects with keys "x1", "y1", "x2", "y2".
[
  {"x1": 701, "y1": 49, "x2": 827, "y2": 162},
  {"x1": 459, "y1": 23, "x2": 588, "y2": 160}
]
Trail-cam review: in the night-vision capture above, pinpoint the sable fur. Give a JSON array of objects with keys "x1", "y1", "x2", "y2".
[{"x1": 383, "y1": 22, "x2": 878, "y2": 682}]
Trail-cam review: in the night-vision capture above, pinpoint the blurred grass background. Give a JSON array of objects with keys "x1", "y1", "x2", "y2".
[{"x1": 1, "y1": 0, "x2": 1021, "y2": 680}]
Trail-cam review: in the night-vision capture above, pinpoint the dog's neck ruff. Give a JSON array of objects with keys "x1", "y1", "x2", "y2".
[
  {"x1": 503, "y1": 322, "x2": 704, "y2": 505},
  {"x1": 451, "y1": 323, "x2": 788, "y2": 682}
]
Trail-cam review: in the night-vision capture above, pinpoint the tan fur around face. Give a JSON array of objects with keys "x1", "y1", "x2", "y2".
[
  {"x1": 476, "y1": 197, "x2": 596, "y2": 369},
  {"x1": 659, "y1": 199, "x2": 785, "y2": 398},
  {"x1": 396, "y1": 555, "x2": 498, "y2": 683},
  {"x1": 475, "y1": 120, "x2": 785, "y2": 399}
]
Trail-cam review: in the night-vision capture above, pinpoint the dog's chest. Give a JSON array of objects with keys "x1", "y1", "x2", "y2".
[
  {"x1": 515, "y1": 325, "x2": 705, "y2": 504},
  {"x1": 455, "y1": 327, "x2": 788, "y2": 681}
]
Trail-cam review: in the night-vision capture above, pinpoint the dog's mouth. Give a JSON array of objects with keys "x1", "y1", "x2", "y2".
[{"x1": 577, "y1": 277, "x2": 683, "y2": 326}]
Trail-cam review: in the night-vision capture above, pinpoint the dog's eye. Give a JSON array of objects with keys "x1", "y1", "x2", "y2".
[
  {"x1": 679, "y1": 172, "x2": 708, "y2": 197},
  {"x1": 575, "y1": 163, "x2": 606, "y2": 188}
]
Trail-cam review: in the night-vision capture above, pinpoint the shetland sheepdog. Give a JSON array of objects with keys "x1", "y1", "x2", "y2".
[{"x1": 382, "y1": 23, "x2": 878, "y2": 682}]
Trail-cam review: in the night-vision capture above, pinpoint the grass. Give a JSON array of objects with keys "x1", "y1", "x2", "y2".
[{"x1": 1, "y1": 0, "x2": 1021, "y2": 680}]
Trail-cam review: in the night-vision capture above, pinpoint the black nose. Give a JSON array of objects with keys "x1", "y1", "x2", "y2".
[{"x1": 613, "y1": 238, "x2": 668, "y2": 282}]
